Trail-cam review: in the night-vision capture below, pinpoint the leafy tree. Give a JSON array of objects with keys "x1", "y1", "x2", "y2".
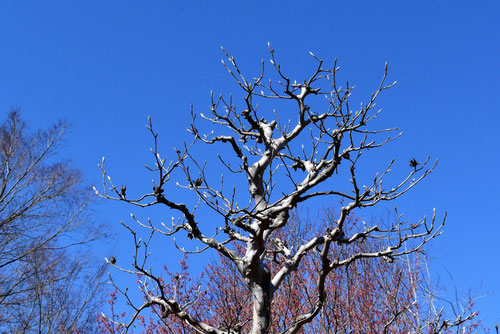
[
  {"x1": 96, "y1": 46, "x2": 478, "y2": 333},
  {"x1": 0, "y1": 111, "x2": 104, "y2": 333}
]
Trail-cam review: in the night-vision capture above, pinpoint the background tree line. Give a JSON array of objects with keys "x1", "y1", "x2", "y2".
[{"x1": 0, "y1": 111, "x2": 104, "y2": 333}]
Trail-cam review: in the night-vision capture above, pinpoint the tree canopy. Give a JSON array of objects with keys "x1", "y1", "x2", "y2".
[
  {"x1": 0, "y1": 111, "x2": 104, "y2": 333},
  {"x1": 96, "y1": 47, "x2": 480, "y2": 334}
]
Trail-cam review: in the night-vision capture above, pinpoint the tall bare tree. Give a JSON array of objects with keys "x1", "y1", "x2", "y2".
[
  {"x1": 97, "y1": 46, "x2": 476, "y2": 333},
  {"x1": 0, "y1": 111, "x2": 104, "y2": 333}
]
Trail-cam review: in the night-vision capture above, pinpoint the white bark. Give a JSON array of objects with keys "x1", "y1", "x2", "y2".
[{"x1": 95, "y1": 46, "x2": 466, "y2": 333}]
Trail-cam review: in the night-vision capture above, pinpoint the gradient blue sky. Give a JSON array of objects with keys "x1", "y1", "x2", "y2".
[{"x1": 0, "y1": 0, "x2": 498, "y2": 328}]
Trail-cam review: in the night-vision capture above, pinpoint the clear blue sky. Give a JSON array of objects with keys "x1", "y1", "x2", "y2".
[{"x1": 0, "y1": 0, "x2": 498, "y2": 328}]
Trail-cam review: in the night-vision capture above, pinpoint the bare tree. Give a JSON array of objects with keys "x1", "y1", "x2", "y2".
[
  {"x1": 0, "y1": 111, "x2": 104, "y2": 333},
  {"x1": 97, "y1": 46, "x2": 476, "y2": 333}
]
